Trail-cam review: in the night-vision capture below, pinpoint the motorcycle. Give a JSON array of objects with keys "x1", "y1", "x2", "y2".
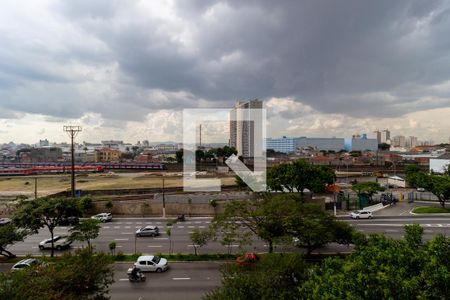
[
  {"x1": 127, "y1": 268, "x2": 146, "y2": 282},
  {"x1": 177, "y1": 214, "x2": 186, "y2": 222}
]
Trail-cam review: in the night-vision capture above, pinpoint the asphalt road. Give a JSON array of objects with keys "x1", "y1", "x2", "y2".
[
  {"x1": 110, "y1": 262, "x2": 221, "y2": 300},
  {"x1": 7, "y1": 214, "x2": 450, "y2": 257},
  {"x1": 348, "y1": 216, "x2": 450, "y2": 240},
  {"x1": 8, "y1": 217, "x2": 276, "y2": 256},
  {"x1": 0, "y1": 262, "x2": 222, "y2": 300}
]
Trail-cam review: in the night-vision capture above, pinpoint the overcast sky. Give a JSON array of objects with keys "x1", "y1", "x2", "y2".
[{"x1": 1, "y1": 0, "x2": 450, "y2": 144}]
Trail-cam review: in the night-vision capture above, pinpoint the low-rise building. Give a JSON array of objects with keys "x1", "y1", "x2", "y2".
[{"x1": 95, "y1": 148, "x2": 122, "y2": 163}]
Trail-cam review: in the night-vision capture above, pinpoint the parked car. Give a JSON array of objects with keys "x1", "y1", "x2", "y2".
[
  {"x1": 38, "y1": 236, "x2": 72, "y2": 250},
  {"x1": 91, "y1": 213, "x2": 112, "y2": 222},
  {"x1": 11, "y1": 258, "x2": 44, "y2": 271},
  {"x1": 350, "y1": 210, "x2": 373, "y2": 219},
  {"x1": 133, "y1": 255, "x2": 169, "y2": 272},
  {"x1": 58, "y1": 216, "x2": 79, "y2": 226},
  {"x1": 417, "y1": 187, "x2": 426, "y2": 192},
  {"x1": 136, "y1": 225, "x2": 159, "y2": 237},
  {"x1": 0, "y1": 218, "x2": 11, "y2": 226}
]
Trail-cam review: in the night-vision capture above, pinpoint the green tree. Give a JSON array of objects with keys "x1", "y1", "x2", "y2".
[
  {"x1": 77, "y1": 196, "x2": 93, "y2": 212},
  {"x1": 0, "y1": 224, "x2": 28, "y2": 258},
  {"x1": 209, "y1": 199, "x2": 218, "y2": 215},
  {"x1": 212, "y1": 194, "x2": 299, "y2": 253},
  {"x1": 166, "y1": 228, "x2": 173, "y2": 254},
  {"x1": 69, "y1": 219, "x2": 101, "y2": 251},
  {"x1": 190, "y1": 229, "x2": 212, "y2": 255},
  {"x1": 109, "y1": 241, "x2": 116, "y2": 256},
  {"x1": 351, "y1": 181, "x2": 384, "y2": 202},
  {"x1": 235, "y1": 175, "x2": 249, "y2": 190},
  {"x1": 267, "y1": 160, "x2": 335, "y2": 195},
  {"x1": 0, "y1": 248, "x2": 114, "y2": 300},
  {"x1": 300, "y1": 226, "x2": 450, "y2": 300},
  {"x1": 13, "y1": 197, "x2": 81, "y2": 257},
  {"x1": 176, "y1": 149, "x2": 183, "y2": 163},
  {"x1": 105, "y1": 199, "x2": 114, "y2": 211},
  {"x1": 420, "y1": 174, "x2": 450, "y2": 208},
  {"x1": 205, "y1": 253, "x2": 307, "y2": 300}
]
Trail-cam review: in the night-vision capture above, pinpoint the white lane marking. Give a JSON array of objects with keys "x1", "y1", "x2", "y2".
[
  {"x1": 114, "y1": 238, "x2": 129, "y2": 241},
  {"x1": 116, "y1": 245, "x2": 123, "y2": 248},
  {"x1": 177, "y1": 226, "x2": 185, "y2": 228},
  {"x1": 154, "y1": 237, "x2": 168, "y2": 240},
  {"x1": 135, "y1": 226, "x2": 141, "y2": 229},
  {"x1": 185, "y1": 222, "x2": 192, "y2": 224},
  {"x1": 438, "y1": 224, "x2": 443, "y2": 227},
  {"x1": 119, "y1": 278, "x2": 129, "y2": 281},
  {"x1": 136, "y1": 222, "x2": 142, "y2": 224},
  {"x1": 424, "y1": 230, "x2": 434, "y2": 233},
  {"x1": 156, "y1": 222, "x2": 161, "y2": 224},
  {"x1": 114, "y1": 226, "x2": 120, "y2": 229},
  {"x1": 60, "y1": 227, "x2": 67, "y2": 230},
  {"x1": 188, "y1": 226, "x2": 195, "y2": 228},
  {"x1": 121, "y1": 232, "x2": 133, "y2": 235},
  {"x1": 187, "y1": 244, "x2": 200, "y2": 247},
  {"x1": 126, "y1": 222, "x2": 133, "y2": 225},
  {"x1": 125, "y1": 226, "x2": 131, "y2": 229},
  {"x1": 103, "y1": 226, "x2": 110, "y2": 229},
  {"x1": 173, "y1": 278, "x2": 191, "y2": 280},
  {"x1": 147, "y1": 245, "x2": 163, "y2": 248},
  {"x1": 32, "y1": 246, "x2": 38, "y2": 249},
  {"x1": 117, "y1": 222, "x2": 123, "y2": 225},
  {"x1": 199, "y1": 226, "x2": 206, "y2": 228},
  {"x1": 195, "y1": 221, "x2": 201, "y2": 224},
  {"x1": 205, "y1": 221, "x2": 210, "y2": 224},
  {"x1": 188, "y1": 231, "x2": 194, "y2": 234},
  {"x1": 385, "y1": 229, "x2": 398, "y2": 232}
]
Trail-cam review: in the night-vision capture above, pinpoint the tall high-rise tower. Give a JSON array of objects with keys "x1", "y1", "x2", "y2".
[{"x1": 229, "y1": 99, "x2": 263, "y2": 158}]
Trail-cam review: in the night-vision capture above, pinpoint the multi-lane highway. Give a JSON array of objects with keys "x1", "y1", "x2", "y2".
[
  {"x1": 0, "y1": 261, "x2": 222, "y2": 300},
  {"x1": 7, "y1": 215, "x2": 450, "y2": 257}
]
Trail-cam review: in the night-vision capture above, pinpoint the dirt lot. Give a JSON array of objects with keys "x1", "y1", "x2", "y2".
[{"x1": 0, "y1": 172, "x2": 236, "y2": 198}]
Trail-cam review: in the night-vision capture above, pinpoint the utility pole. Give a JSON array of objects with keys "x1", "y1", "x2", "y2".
[
  {"x1": 63, "y1": 126, "x2": 82, "y2": 198},
  {"x1": 199, "y1": 124, "x2": 202, "y2": 148}
]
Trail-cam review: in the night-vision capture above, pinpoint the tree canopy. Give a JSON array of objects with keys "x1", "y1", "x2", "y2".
[
  {"x1": 267, "y1": 160, "x2": 335, "y2": 194},
  {"x1": 351, "y1": 182, "x2": 384, "y2": 201},
  {"x1": 13, "y1": 197, "x2": 81, "y2": 257},
  {"x1": 69, "y1": 219, "x2": 101, "y2": 251},
  {"x1": 0, "y1": 248, "x2": 114, "y2": 300},
  {"x1": 211, "y1": 194, "x2": 354, "y2": 254}
]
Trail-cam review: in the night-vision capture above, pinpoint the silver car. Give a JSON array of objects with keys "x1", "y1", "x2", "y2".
[
  {"x1": 11, "y1": 258, "x2": 44, "y2": 271},
  {"x1": 136, "y1": 225, "x2": 160, "y2": 237},
  {"x1": 91, "y1": 213, "x2": 112, "y2": 222},
  {"x1": 134, "y1": 255, "x2": 169, "y2": 272},
  {"x1": 39, "y1": 235, "x2": 72, "y2": 250}
]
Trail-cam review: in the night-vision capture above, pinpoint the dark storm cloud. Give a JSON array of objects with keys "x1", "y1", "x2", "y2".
[{"x1": 1, "y1": 0, "x2": 450, "y2": 121}]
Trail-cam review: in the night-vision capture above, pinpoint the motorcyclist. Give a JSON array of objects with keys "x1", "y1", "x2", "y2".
[{"x1": 130, "y1": 266, "x2": 140, "y2": 281}]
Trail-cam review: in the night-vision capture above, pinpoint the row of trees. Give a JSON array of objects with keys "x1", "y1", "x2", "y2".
[{"x1": 205, "y1": 225, "x2": 450, "y2": 299}]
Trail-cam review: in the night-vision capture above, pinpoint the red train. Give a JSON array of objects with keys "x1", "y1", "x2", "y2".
[{"x1": 0, "y1": 165, "x2": 104, "y2": 176}]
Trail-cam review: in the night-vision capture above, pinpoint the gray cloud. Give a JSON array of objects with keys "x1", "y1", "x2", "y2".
[{"x1": 1, "y1": 0, "x2": 450, "y2": 124}]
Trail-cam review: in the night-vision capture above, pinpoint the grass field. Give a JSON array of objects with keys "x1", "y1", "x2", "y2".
[
  {"x1": 0, "y1": 173, "x2": 236, "y2": 198},
  {"x1": 412, "y1": 206, "x2": 450, "y2": 214}
]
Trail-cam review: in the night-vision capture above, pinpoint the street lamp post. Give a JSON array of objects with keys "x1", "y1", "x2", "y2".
[{"x1": 162, "y1": 177, "x2": 166, "y2": 218}]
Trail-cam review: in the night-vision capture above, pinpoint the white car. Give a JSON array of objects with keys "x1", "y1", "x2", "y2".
[
  {"x1": 350, "y1": 210, "x2": 373, "y2": 219},
  {"x1": 11, "y1": 258, "x2": 44, "y2": 271},
  {"x1": 133, "y1": 255, "x2": 169, "y2": 272},
  {"x1": 39, "y1": 236, "x2": 72, "y2": 250},
  {"x1": 416, "y1": 187, "x2": 426, "y2": 192},
  {"x1": 91, "y1": 213, "x2": 112, "y2": 222}
]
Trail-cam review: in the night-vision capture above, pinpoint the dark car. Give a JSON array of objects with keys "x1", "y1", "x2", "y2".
[{"x1": 58, "y1": 216, "x2": 79, "y2": 226}]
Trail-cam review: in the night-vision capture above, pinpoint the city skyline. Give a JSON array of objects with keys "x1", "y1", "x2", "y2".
[{"x1": 1, "y1": 1, "x2": 450, "y2": 143}]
